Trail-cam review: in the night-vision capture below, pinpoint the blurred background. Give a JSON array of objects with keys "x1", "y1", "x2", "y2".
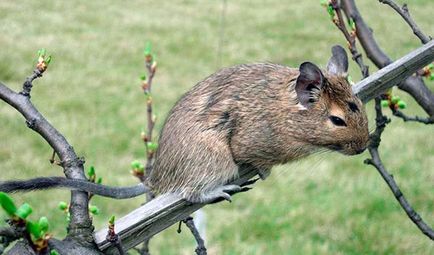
[{"x1": 0, "y1": 0, "x2": 433, "y2": 254}]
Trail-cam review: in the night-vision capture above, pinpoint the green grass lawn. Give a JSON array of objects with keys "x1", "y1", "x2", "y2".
[{"x1": 0, "y1": 0, "x2": 433, "y2": 254}]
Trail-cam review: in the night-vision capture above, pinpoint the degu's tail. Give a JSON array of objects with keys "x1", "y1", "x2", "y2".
[{"x1": 0, "y1": 177, "x2": 150, "y2": 199}]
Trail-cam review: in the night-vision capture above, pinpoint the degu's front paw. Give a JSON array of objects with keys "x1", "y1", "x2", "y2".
[{"x1": 197, "y1": 184, "x2": 242, "y2": 204}]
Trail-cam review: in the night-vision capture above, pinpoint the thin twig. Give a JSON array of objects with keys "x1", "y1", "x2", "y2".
[
  {"x1": 181, "y1": 217, "x2": 207, "y2": 255},
  {"x1": 392, "y1": 109, "x2": 434, "y2": 124},
  {"x1": 379, "y1": 0, "x2": 431, "y2": 44},
  {"x1": 20, "y1": 69, "x2": 43, "y2": 97}
]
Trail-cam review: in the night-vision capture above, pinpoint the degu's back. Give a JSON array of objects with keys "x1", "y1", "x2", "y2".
[{"x1": 149, "y1": 45, "x2": 369, "y2": 203}]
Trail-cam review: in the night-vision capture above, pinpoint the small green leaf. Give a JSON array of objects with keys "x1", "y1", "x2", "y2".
[
  {"x1": 45, "y1": 55, "x2": 52, "y2": 64},
  {"x1": 348, "y1": 18, "x2": 356, "y2": 30},
  {"x1": 0, "y1": 192, "x2": 17, "y2": 216},
  {"x1": 140, "y1": 74, "x2": 147, "y2": 81},
  {"x1": 58, "y1": 201, "x2": 68, "y2": 211},
  {"x1": 430, "y1": 73, "x2": 434, "y2": 81},
  {"x1": 109, "y1": 215, "x2": 115, "y2": 225},
  {"x1": 38, "y1": 217, "x2": 49, "y2": 233},
  {"x1": 15, "y1": 203, "x2": 32, "y2": 219},
  {"x1": 147, "y1": 142, "x2": 158, "y2": 151},
  {"x1": 87, "y1": 166, "x2": 95, "y2": 177},
  {"x1": 37, "y1": 48, "x2": 46, "y2": 57},
  {"x1": 89, "y1": 205, "x2": 100, "y2": 215},
  {"x1": 397, "y1": 100, "x2": 407, "y2": 109},
  {"x1": 50, "y1": 250, "x2": 60, "y2": 255},
  {"x1": 26, "y1": 221, "x2": 42, "y2": 239},
  {"x1": 144, "y1": 42, "x2": 152, "y2": 56},
  {"x1": 96, "y1": 177, "x2": 103, "y2": 184},
  {"x1": 428, "y1": 63, "x2": 434, "y2": 70},
  {"x1": 380, "y1": 100, "x2": 389, "y2": 107},
  {"x1": 327, "y1": 5, "x2": 335, "y2": 18}
]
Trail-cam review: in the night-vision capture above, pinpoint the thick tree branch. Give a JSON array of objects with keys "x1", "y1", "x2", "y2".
[
  {"x1": 341, "y1": 0, "x2": 434, "y2": 117},
  {"x1": 0, "y1": 82, "x2": 93, "y2": 241}
]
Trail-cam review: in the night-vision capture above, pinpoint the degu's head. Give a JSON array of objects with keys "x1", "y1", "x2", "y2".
[{"x1": 294, "y1": 45, "x2": 369, "y2": 155}]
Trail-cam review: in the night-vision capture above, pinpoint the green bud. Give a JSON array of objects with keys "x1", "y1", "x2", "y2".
[
  {"x1": 50, "y1": 250, "x2": 60, "y2": 255},
  {"x1": 327, "y1": 5, "x2": 335, "y2": 18},
  {"x1": 380, "y1": 100, "x2": 389, "y2": 107},
  {"x1": 109, "y1": 215, "x2": 115, "y2": 225},
  {"x1": 0, "y1": 192, "x2": 17, "y2": 216},
  {"x1": 147, "y1": 142, "x2": 158, "y2": 151},
  {"x1": 348, "y1": 18, "x2": 356, "y2": 30},
  {"x1": 87, "y1": 166, "x2": 96, "y2": 177},
  {"x1": 430, "y1": 73, "x2": 434, "y2": 81},
  {"x1": 131, "y1": 160, "x2": 142, "y2": 169},
  {"x1": 391, "y1": 96, "x2": 400, "y2": 104},
  {"x1": 428, "y1": 63, "x2": 434, "y2": 70},
  {"x1": 140, "y1": 74, "x2": 147, "y2": 81},
  {"x1": 397, "y1": 100, "x2": 407, "y2": 109},
  {"x1": 38, "y1": 217, "x2": 49, "y2": 233},
  {"x1": 96, "y1": 177, "x2": 103, "y2": 184},
  {"x1": 15, "y1": 203, "x2": 32, "y2": 219},
  {"x1": 26, "y1": 221, "x2": 42, "y2": 239},
  {"x1": 89, "y1": 205, "x2": 100, "y2": 215},
  {"x1": 58, "y1": 201, "x2": 68, "y2": 211}
]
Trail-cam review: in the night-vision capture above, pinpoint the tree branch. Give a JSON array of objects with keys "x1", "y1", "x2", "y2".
[
  {"x1": 379, "y1": 0, "x2": 431, "y2": 44},
  {"x1": 341, "y1": 0, "x2": 434, "y2": 117},
  {"x1": 0, "y1": 81, "x2": 93, "y2": 240}
]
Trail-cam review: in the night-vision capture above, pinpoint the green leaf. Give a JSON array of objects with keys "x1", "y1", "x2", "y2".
[
  {"x1": 430, "y1": 73, "x2": 434, "y2": 81},
  {"x1": 144, "y1": 42, "x2": 152, "y2": 56},
  {"x1": 38, "y1": 217, "x2": 49, "y2": 233},
  {"x1": 140, "y1": 74, "x2": 147, "y2": 81},
  {"x1": 380, "y1": 100, "x2": 389, "y2": 107},
  {"x1": 147, "y1": 142, "x2": 158, "y2": 151},
  {"x1": 45, "y1": 55, "x2": 52, "y2": 64},
  {"x1": 15, "y1": 203, "x2": 32, "y2": 219},
  {"x1": 26, "y1": 221, "x2": 42, "y2": 239},
  {"x1": 109, "y1": 215, "x2": 115, "y2": 225},
  {"x1": 58, "y1": 201, "x2": 68, "y2": 211},
  {"x1": 89, "y1": 205, "x2": 100, "y2": 215},
  {"x1": 0, "y1": 192, "x2": 17, "y2": 216},
  {"x1": 87, "y1": 166, "x2": 95, "y2": 177},
  {"x1": 37, "y1": 48, "x2": 46, "y2": 57},
  {"x1": 348, "y1": 18, "x2": 355, "y2": 30},
  {"x1": 96, "y1": 177, "x2": 103, "y2": 184},
  {"x1": 50, "y1": 250, "x2": 60, "y2": 255},
  {"x1": 428, "y1": 63, "x2": 434, "y2": 70},
  {"x1": 327, "y1": 5, "x2": 335, "y2": 18}
]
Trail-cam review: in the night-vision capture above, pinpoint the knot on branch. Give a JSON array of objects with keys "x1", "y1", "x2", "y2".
[
  {"x1": 20, "y1": 69, "x2": 43, "y2": 98},
  {"x1": 61, "y1": 156, "x2": 85, "y2": 169}
]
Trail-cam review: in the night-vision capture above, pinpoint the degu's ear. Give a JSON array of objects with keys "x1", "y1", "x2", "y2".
[
  {"x1": 295, "y1": 62, "x2": 324, "y2": 108},
  {"x1": 326, "y1": 45, "x2": 348, "y2": 76}
]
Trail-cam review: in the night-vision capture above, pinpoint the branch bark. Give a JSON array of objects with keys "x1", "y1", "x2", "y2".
[{"x1": 0, "y1": 83, "x2": 93, "y2": 241}]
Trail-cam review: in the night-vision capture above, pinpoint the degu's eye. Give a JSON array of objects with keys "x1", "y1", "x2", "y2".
[{"x1": 329, "y1": 115, "x2": 347, "y2": 127}]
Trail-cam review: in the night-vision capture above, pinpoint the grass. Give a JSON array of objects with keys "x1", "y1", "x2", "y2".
[{"x1": 0, "y1": 0, "x2": 433, "y2": 254}]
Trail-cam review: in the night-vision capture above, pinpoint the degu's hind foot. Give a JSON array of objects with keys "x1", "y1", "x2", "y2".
[{"x1": 192, "y1": 184, "x2": 242, "y2": 204}]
